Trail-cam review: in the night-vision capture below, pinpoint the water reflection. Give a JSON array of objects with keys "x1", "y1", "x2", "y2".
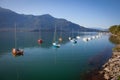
[
  {"x1": 0, "y1": 32, "x2": 99, "y2": 54},
  {"x1": 0, "y1": 32, "x2": 114, "y2": 80}
]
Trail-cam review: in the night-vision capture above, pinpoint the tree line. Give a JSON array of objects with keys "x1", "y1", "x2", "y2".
[
  {"x1": 109, "y1": 25, "x2": 120, "y2": 36},
  {"x1": 109, "y1": 25, "x2": 120, "y2": 44}
]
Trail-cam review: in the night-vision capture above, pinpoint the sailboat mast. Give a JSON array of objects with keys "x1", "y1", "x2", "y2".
[
  {"x1": 53, "y1": 24, "x2": 57, "y2": 42},
  {"x1": 15, "y1": 23, "x2": 17, "y2": 49},
  {"x1": 72, "y1": 29, "x2": 73, "y2": 38},
  {"x1": 78, "y1": 30, "x2": 80, "y2": 36},
  {"x1": 60, "y1": 26, "x2": 62, "y2": 37},
  {"x1": 39, "y1": 27, "x2": 41, "y2": 39}
]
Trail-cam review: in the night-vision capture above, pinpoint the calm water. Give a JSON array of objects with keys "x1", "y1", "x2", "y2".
[{"x1": 0, "y1": 32, "x2": 114, "y2": 80}]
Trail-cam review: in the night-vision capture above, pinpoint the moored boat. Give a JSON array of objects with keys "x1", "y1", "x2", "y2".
[{"x1": 12, "y1": 23, "x2": 24, "y2": 56}]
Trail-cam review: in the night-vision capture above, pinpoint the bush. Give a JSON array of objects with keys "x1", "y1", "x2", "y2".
[{"x1": 109, "y1": 25, "x2": 120, "y2": 35}]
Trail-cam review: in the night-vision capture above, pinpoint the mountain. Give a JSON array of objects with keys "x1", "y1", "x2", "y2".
[{"x1": 0, "y1": 7, "x2": 99, "y2": 32}]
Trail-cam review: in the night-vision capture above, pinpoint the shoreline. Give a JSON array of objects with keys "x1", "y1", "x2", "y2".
[
  {"x1": 84, "y1": 46, "x2": 120, "y2": 80},
  {"x1": 99, "y1": 50, "x2": 120, "y2": 80}
]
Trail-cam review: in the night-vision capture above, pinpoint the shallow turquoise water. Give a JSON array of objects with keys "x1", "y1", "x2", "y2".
[{"x1": 0, "y1": 32, "x2": 114, "y2": 80}]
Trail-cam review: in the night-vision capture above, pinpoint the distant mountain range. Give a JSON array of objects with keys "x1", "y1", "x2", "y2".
[{"x1": 0, "y1": 7, "x2": 99, "y2": 32}]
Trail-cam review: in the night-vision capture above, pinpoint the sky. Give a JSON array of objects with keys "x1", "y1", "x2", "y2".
[{"x1": 0, "y1": 0, "x2": 120, "y2": 29}]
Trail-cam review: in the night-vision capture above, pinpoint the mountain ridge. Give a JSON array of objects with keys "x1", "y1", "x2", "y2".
[{"x1": 0, "y1": 7, "x2": 99, "y2": 32}]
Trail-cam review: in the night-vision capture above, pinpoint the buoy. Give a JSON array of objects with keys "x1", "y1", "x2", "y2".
[{"x1": 38, "y1": 39, "x2": 43, "y2": 44}]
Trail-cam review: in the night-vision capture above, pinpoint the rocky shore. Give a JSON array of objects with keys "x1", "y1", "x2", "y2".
[
  {"x1": 95, "y1": 24, "x2": 120, "y2": 80},
  {"x1": 84, "y1": 46, "x2": 120, "y2": 80},
  {"x1": 99, "y1": 51, "x2": 120, "y2": 80}
]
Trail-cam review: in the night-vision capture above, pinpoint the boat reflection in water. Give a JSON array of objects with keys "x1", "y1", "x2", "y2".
[{"x1": 0, "y1": 31, "x2": 113, "y2": 80}]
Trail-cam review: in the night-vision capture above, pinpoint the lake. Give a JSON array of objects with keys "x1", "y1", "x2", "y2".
[{"x1": 0, "y1": 32, "x2": 114, "y2": 80}]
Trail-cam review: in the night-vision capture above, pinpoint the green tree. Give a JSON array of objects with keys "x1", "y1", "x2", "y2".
[{"x1": 109, "y1": 25, "x2": 120, "y2": 35}]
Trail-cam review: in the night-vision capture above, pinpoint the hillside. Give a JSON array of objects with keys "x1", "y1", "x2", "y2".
[{"x1": 0, "y1": 7, "x2": 98, "y2": 32}]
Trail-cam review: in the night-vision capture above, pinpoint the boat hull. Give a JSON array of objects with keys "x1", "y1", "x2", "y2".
[
  {"x1": 38, "y1": 39, "x2": 43, "y2": 44},
  {"x1": 12, "y1": 48, "x2": 23, "y2": 56},
  {"x1": 53, "y1": 43, "x2": 60, "y2": 48}
]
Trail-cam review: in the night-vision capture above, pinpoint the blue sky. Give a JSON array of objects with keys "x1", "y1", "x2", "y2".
[{"x1": 0, "y1": 0, "x2": 120, "y2": 28}]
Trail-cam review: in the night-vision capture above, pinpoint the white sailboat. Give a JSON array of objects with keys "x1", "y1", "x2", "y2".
[
  {"x1": 70, "y1": 29, "x2": 77, "y2": 44},
  {"x1": 92, "y1": 36, "x2": 95, "y2": 39},
  {"x1": 87, "y1": 37, "x2": 92, "y2": 41},
  {"x1": 76, "y1": 30, "x2": 80, "y2": 39},
  {"x1": 52, "y1": 24, "x2": 60, "y2": 48},
  {"x1": 83, "y1": 37, "x2": 89, "y2": 42},
  {"x1": 68, "y1": 30, "x2": 72, "y2": 40},
  {"x1": 12, "y1": 23, "x2": 23, "y2": 56}
]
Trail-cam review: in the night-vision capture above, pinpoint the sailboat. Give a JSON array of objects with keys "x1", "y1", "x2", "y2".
[
  {"x1": 68, "y1": 31, "x2": 72, "y2": 40},
  {"x1": 92, "y1": 36, "x2": 95, "y2": 39},
  {"x1": 12, "y1": 23, "x2": 23, "y2": 56},
  {"x1": 70, "y1": 29, "x2": 77, "y2": 44},
  {"x1": 82, "y1": 30, "x2": 89, "y2": 42},
  {"x1": 83, "y1": 36, "x2": 92, "y2": 42},
  {"x1": 59, "y1": 26, "x2": 62, "y2": 42},
  {"x1": 83, "y1": 37, "x2": 89, "y2": 42},
  {"x1": 52, "y1": 24, "x2": 60, "y2": 48},
  {"x1": 76, "y1": 30, "x2": 80, "y2": 39},
  {"x1": 38, "y1": 27, "x2": 43, "y2": 44}
]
